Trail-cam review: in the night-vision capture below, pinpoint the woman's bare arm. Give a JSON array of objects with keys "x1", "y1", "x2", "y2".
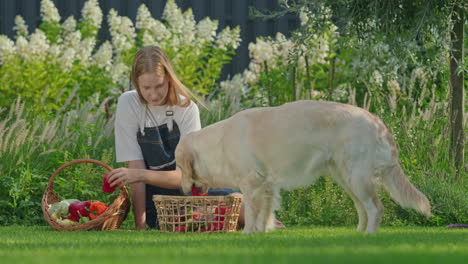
[
  {"x1": 127, "y1": 160, "x2": 147, "y2": 230},
  {"x1": 110, "y1": 161, "x2": 182, "y2": 229}
]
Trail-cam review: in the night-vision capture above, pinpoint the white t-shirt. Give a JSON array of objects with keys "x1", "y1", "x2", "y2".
[{"x1": 115, "y1": 90, "x2": 201, "y2": 163}]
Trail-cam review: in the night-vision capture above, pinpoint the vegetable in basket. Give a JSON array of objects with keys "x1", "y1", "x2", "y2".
[
  {"x1": 209, "y1": 203, "x2": 227, "y2": 231},
  {"x1": 69, "y1": 200, "x2": 90, "y2": 217},
  {"x1": 47, "y1": 199, "x2": 79, "y2": 220},
  {"x1": 79, "y1": 216, "x2": 90, "y2": 224},
  {"x1": 56, "y1": 218, "x2": 78, "y2": 226},
  {"x1": 67, "y1": 214, "x2": 80, "y2": 222},
  {"x1": 88, "y1": 201, "x2": 109, "y2": 220}
]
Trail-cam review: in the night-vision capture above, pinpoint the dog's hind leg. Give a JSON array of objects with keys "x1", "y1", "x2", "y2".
[
  {"x1": 347, "y1": 167, "x2": 384, "y2": 233},
  {"x1": 331, "y1": 171, "x2": 368, "y2": 232}
]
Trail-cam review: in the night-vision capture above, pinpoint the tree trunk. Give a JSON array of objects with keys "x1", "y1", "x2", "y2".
[{"x1": 449, "y1": 4, "x2": 464, "y2": 176}]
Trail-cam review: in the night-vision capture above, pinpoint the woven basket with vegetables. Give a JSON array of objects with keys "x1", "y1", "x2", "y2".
[
  {"x1": 153, "y1": 189, "x2": 242, "y2": 233},
  {"x1": 42, "y1": 159, "x2": 130, "y2": 231}
]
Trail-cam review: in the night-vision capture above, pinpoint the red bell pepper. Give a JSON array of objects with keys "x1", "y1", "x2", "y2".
[
  {"x1": 67, "y1": 214, "x2": 80, "y2": 222},
  {"x1": 102, "y1": 173, "x2": 116, "y2": 193},
  {"x1": 88, "y1": 201, "x2": 108, "y2": 220},
  {"x1": 69, "y1": 201, "x2": 90, "y2": 218}
]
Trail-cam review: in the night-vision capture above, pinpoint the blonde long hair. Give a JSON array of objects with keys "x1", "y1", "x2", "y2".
[{"x1": 131, "y1": 46, "x2": 191, "y2": 107}]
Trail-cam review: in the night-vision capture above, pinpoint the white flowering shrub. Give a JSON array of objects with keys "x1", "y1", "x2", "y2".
[
  {"x1": 0, "y1": 0, "x2": 240, "y2": 114},
  {"x1": 224, "y1": 4, "x2": 339, "y2": 107},
  {"x1": 134, "y1": 1, "x2": 240, "y2": 95}
]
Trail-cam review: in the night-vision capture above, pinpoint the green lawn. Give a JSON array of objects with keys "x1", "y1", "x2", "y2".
[{"x1": 0, "y1": 226, "x2": 466, "y2": 264}]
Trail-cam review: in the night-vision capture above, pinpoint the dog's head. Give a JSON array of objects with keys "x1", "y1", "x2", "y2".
[{"x1": 175, "y1": 134, "x2": 209, "y2": 195}]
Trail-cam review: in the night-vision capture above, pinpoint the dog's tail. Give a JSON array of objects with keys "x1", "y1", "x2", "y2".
[{"x1": 381, "y1": 163, "x2": 432, "y2": 218}]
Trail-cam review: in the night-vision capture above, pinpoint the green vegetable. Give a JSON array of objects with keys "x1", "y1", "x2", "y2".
[{"x1": 79, "y1": 216, "x2": 90, "y2": 224}]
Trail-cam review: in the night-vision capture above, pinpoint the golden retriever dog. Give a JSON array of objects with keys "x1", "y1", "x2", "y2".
[{"x1": 175, "y1": 100, "x2": 431, "y2": 233}]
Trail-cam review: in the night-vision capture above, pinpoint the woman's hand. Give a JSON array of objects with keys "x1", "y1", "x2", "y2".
[{"x1": 107, "y1": 168, "x2": 144, "y2": 188}]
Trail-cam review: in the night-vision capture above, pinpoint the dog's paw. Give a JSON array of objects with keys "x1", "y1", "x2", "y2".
[{"x1": 242, "y1": 228, "x2": 254, "y2": 234}]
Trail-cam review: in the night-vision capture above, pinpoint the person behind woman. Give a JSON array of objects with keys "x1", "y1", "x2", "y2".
[{"x1": 107, "y1": 46, "x2": 243, "y2": 230}]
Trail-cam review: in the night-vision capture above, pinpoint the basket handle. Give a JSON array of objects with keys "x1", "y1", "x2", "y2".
[{"x1": 46, "y1": 159, "x2": 120, "y2": 193}]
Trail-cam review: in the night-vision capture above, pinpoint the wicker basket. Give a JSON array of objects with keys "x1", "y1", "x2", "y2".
[
  {"x1": 153, "y1": 195, "x2": 242, "y2": 233},
  {"x1": 42, "y1": 159, "x2": 131, "y2": 231}
]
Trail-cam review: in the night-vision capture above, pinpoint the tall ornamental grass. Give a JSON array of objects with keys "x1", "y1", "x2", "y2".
[{"x1": 0, "y1": 96, "x2": 116, "y2": 225}]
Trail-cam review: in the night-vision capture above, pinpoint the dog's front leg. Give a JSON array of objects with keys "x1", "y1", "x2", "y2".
[
  {"x1": 239, "y1": 181, "x2": 263, "y2": 234},
  {"x1": 241, "y1": 192, "x2": 257, "y2": 234},
  {"x1": 254, "y1": 183, "x2": 276, "y2": 232}
]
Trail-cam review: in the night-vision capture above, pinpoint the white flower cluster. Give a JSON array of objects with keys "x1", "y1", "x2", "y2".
[
  {"x1": 162, "y1": 0, "x2": 184, "y2": 35},
  {"x1": 13, "y1": 16, "x2": 28, "y2": 38},
  {"x1": 244, "y1": 33, "x2": 294, "y2": 84},
  {"x1": 242, "y1": 4, "x2": 338, "y2": 88},
  {"x1": 15, "y1": 36, "x2": 28, "y2": 58},
  {"x1": 0, "y1": 36, "x2": 16, "y2": 63},
  {"x1": 110, "y1": 62, "x2": 130, "y2": 92},
  {"x1": 81, "y1": 0, "x2": 103, "y2": 34},
  {"x1": 40, "y1": 0, "x2": 60, "y2": 24},
  {"x1": 136, "y1": 4, "x2": 152, "y2": 31},
  {"x1": 59, "y1": 48, "x2": 76, "y2": 71},
  {"x1": 27, "y1": 29, "x2": 50, "y2": 60},
  {"x1": 181, "y1": 9, "x2": 196, "y2": 44},
  {"x1": 93, "y1": 41, "x2": 113, "y2": 71},
  {"x1": 48, "y1": 44, "x2": 61, "y2": 62},
  {"x1": 196, "y1": 17, "x2": 218, "y2": 44},
  {"x1": 107, "y1": 9, "x2": 136, "y2": 54},
  {"x1": 0, "y1": 0, "x2": 242, "y2": 96},
  {"x1": 76, "y1": 38, "x2": 96, "y2": 67},
  {"x1": 63, "y1": 31, "x2": 81, "y2": 51},
  {"x1": 216, "y1": 26, "x2": 241, "y2": 51},
  {"x1": 136, "y1": 4, "x2": 171, "y2": 47},
  {"x1": 370, "y1": 70, "x2": 384, "y2": 88},
  {"x1": 61, "y1": 16, "x2": 76, "y2": 44},
  {"x1": 136, "y1": 0, "x2": 240, "y2": 57},
  {"x1": 62, "y1": 16, "x2": 77, "y2": 36},
  {"x1": 10, "y1": 0, "x2": 102, "y2": 71}
]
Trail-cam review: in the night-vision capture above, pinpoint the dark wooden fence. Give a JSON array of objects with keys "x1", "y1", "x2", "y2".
[{"x1": 0, "y1": 0, "x2": 299, "y2": 78}]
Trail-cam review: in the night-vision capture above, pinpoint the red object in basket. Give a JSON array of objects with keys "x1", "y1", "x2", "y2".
[
  {"x1": 69, "y1": 201, "x2": 90, "y2": 217},
  {"x1": 209, "y1": 222, "x2": 224, "y2": 231},
  {"x1": 174, "y1": 226, "x2": 186, "y2": 232},
  {"x1": 191, "y1": 186, "x2": 208, "y2": 196},
  {"x1": 67, "y1": 214, "x2": 80, "y2": 222},
  {"x1": 214, "y1": 203, "x2": 227, "y2": 221},
  {"x1": 209, "y1": 203, "x2": 227, "y2": 231}
]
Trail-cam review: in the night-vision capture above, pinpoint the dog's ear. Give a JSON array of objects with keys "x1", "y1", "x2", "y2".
[{"x1": 176, "y1": 135, "x2": 194, "y2": 195}]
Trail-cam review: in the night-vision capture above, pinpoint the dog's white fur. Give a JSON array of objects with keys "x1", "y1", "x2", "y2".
[{"x1": 175, "y1": 100, "x2": 431, "y2": 233}]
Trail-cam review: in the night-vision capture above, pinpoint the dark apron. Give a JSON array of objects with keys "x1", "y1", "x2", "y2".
[{"x1": 136, "y1": 108, "x2": 183, "y2": 229}]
